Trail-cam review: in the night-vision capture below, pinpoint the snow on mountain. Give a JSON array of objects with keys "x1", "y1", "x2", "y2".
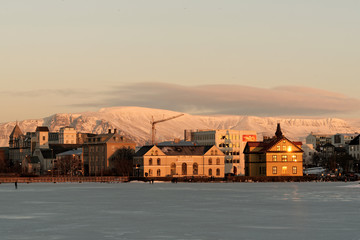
[{"x1": 0, "y1": 106, "x2": 359, "y2": 147}]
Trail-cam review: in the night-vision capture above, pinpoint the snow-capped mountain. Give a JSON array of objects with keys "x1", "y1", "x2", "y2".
[{"x1": 0, "y1": 106, "x2": 359, "y2": 147}]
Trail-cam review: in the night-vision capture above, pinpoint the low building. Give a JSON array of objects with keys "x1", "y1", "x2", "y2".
[
  {"x1": 134, "y1": 145, "x2": 225, "y2": 178},
  {"x1": 83, "y1": 129, "x2": 136, "y2": 176},
  {"x1": 188, "y1": 129, "x2": 257, "y2": 176},
  {"x1": 244, "y1": 124, "x2": 303, "y2": 177},
  {"x1": 22, "y1": 156, "x2": 41, "y2": 175},
  {"x1": 301, "y1": 144, "x2": 318, "y2": 166},
  {"x1": 54, "y1": 148, "x2": 83, "y2": 176}
]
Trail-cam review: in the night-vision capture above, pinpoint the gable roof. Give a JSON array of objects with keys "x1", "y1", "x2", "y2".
[
  {"x1": 9, "y1": 124, "x2": 23, "y2": 139},
  {"x1": 135, "y1": 145, "x2": 221, "y2": 157},
  {"x1": 244, "y1": 136, "x2": 303, "y2": 154},
  {"x1": 349, "y1": 135, "x2": 360, "y2": 145},
  {"x1": 135, "y1": 146, "x2": 154, "y2": 157}
]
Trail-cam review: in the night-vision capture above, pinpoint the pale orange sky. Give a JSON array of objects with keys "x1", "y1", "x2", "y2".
[{"x1": 1, "y1": 0, "x2": 360, "y2": 122}]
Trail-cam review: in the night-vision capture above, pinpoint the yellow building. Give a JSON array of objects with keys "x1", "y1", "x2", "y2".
[
  {"x1": 244, "y1": 124, "x2": 303, "y2": 177},
  {"x1": 134, "y1": 145, "x2": 225, "y2": 178}
]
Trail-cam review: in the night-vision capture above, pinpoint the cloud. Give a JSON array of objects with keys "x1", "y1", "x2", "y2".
[
  {"x1": 91, "y1": 82, "x2": 360, "y2": 117},
  {"x1": 4, "y1": 83, "x2": 360, "y2": 117}
]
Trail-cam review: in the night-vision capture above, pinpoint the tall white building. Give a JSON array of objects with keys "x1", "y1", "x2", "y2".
[{"x1": 189, "y1": 129, "x2": 257, "y2": 176}]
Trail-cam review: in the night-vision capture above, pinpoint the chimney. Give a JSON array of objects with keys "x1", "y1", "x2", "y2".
[
  {"x1": 114, "y1": 129, "x2": 117, "y2": 134},
  {"x1": 108, "y1": 129, "x2": 111, "y2": 134}
]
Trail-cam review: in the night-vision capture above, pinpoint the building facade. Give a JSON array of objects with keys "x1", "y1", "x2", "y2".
[
  {"x1": 59, "y1": 127, "x2": 77, "y2": 144},
  {"x1": 189, "y1": 129, "x2": 257, "y2": 176},
  {"x1": 134, "y1": 145, "x2": 225, "y2": 178},
  {"x1": 305, "y1": 133, "x2": 332, "y2": 149},
  {"x1": 332, "y1": 133, "x2": 358, "y2": 148},
  {"x1": 244, "y1": 124, "x2": 303, "y2": 177},
  {"x1": 349, "y1": 135, "x2": 360, "y2": 160},
  {"x1": 83, "y1": 129, "x2": 136, "y2": 176}
]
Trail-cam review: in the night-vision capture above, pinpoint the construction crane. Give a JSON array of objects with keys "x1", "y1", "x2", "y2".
[{"x1": 151, "y1": 114, "x2": 184, "y2": 145}]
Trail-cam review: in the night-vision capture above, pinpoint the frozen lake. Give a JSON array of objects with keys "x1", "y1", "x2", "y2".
[{"x1": 1, "y1": 182, "x2": 359, "y2": 240}]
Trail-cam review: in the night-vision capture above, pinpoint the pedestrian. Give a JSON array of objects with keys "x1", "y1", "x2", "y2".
[{"x1": 15, "y1": 181, "x2": 18, "y2": 189}]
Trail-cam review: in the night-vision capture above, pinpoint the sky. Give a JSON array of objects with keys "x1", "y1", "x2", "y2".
[{"x1": 1, "y1": 0, "x2": 360, "y2": 123}]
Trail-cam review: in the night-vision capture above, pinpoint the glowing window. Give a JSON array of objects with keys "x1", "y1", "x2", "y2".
[
  {"x1": 272, "y1": 155, "x2": 277, "y2": 162},
  {"x1": 282, "y1": 155, "x2": 288, "y2": 162},
  {"x1": 272, "y1": 166, "x2": 277, "y2": 174},
  {"x1": 282, "y1": 166, "x2": 287, "y2": 174}
]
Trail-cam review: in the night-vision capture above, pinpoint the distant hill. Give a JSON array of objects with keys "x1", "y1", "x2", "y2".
[{"x1": 1, "y1": 106, "x2": 359, "y2": 147}]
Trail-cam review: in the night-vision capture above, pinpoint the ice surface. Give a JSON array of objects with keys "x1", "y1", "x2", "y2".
[{"x1": 0, "y1": 182, "x2": 359, "y2": 240}]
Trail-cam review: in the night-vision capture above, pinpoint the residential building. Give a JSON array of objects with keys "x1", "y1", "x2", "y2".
[
  {"x1": 305, "y1": 133, "x2": 332, "y2": 149},
  {"x1": 134, "y1": 145, "x2": 225, "y2": 178},
  {"x1": 21, "y1": 156, "x2": 41, "y2": 175},
  {"x1": 83, "y1": 129, "x2": 136, "y2": 176},
  {"x1": 244, "y1": 124, "x2": 303, "y2": 177},
  {"x1": 32, "y1": 143, "x2": 82, "y2": 174},
  {"x1": 348, "y1": 135, "x2": 360, "y2": 160},
  {"x1": 302, "y1": 144, "x2": 317, "y2": 166},
  {"x1": 332, "y1": 133, "x2": 358, "y2": 148},
  {"x1": 54, "y1": 148, "x2": 83, "y2": 176},
  {"x1": 188, "y1": 129, "x2": 257, "y2": 176}
]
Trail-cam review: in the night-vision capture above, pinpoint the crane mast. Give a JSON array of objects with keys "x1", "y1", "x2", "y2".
[{"x1": 151, "y1": 114, "x2": 184, "y2": 145}]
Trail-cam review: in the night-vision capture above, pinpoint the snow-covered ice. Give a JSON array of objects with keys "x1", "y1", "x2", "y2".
[{"x1": 0, "y1": 182, "x2": 359, "y2": 240}]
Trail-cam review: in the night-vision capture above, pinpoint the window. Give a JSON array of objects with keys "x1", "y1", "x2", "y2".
[
  {"x1": 272, "y1": 155, "x2": 277, "y2": 162},
  {"x1": 272, "y1": 166, "x2": 277, "y2": 174},
  {"x1": 282, "y1": 155, "x2": 288, "y2": 162},
  {"x1": 282, "y1": 146, "x2": 286, "y2": 151},
  {"x1": 193, "y1": 163, "x2": 198, "y2": 175},
  {"x1": 157, "y1": 158, "x2": 161, "y2": 165},
  {"x1": 170, "y1": 163, "x2": 176, "y2": 175},
  {"x1": 208, "y1": 158, "x2": 212, "y2": 165},
  {"x1": 216, "y1": 158, "x2": 220, "y2": 165},
  {"x1": 292, "y1": 166, "x2": 297, "y2": 174},
  {"x1": 149, "y1": 169, "x2": 153, "y2": 177},
  {"x1": 157, "y1": 169, "x2": 161, "y2": 176},
  {"x1": 43, "y1": 136, "x2": 45, "y2": 141},
  {"x1": 149, "y1": 158, "x2": 153, "y2": 165},
  {"x1": 182, "y1": 163, "x2": 187, "y2": 175},
  {"x1": 215, "y1": 150, "x2": 218, "y2": 155},
  {"x1": 216, "y1": 168, "x2": 220, "y2": 176},
  {"x1": 277, "y1": 146, "x2": 281, "y2": 151},
  {"x1": 292, "y1": 155, "x2": 297, "y2": 162},
  {"x1": 282, "y1": 166, "x2": 287, "y2": 174},
  {"x1": 208, "y1": 168, "x2": 213, "y2": 176}
]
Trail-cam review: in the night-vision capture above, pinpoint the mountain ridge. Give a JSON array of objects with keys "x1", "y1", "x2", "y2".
[{"x1": 1, "y1": 106, "x2": 359, "y2": 147}]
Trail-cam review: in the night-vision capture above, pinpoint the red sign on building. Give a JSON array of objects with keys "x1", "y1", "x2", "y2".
[{"x1": 242, "y1": 135, "x2": 256, "y2": 142}]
